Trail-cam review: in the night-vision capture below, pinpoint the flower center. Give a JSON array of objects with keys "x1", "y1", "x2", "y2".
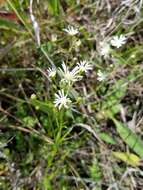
[
  {"x1": 65, "y1": 71, "x2": 73, "y2": 81},
  {"x1": 60, "y1": 97, "x2": 68, "y2": 105}
]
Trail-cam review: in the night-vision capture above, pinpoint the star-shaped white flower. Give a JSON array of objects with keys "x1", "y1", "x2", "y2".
[
  {"x1": 59, "y1": 62, "x2": 82, "y2": 84},
  {"x1": 54, "y1": 90, "x2": 71, "y2": 110},
  {"x1": 99, "y1": 41, "x2": 111, "y2": 57},
  {"x1": 47, "y1": 67, "x2": 56, "y2": 78},
  {"x1": 63, "y1": 25, "x2": 79, "y2": 36},
  {"x1": 77, "y1": 60, "x2": 92, "y2": 73},
  {"x1": 97, "y1": 70, "x2": 107, "y2": 81},
  {"x1": 110, "y1": 35, "x2": 127, "y2": 48}
]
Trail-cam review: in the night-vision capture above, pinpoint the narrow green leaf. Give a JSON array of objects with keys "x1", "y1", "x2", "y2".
[
  {"x1": 0, "y1": 18, "x2": 22, "y2": 31},
  {"x1": 113, "y1": 151, "x2": 140, "y2": 167},
  {"x1": 102, "y1": 79, "x2": 127, "y2": 116},
  {"x1": 98, "y1": 132, "x2": 116, "y2": 145},
  {"x1": 48, "y1": 0, "x2": 60, "y2": 15},
  {"x1": 112, "y1": 118, "x2": 143, "y2": 158},
  {"x1": 7, "y1": 0, "x2": 33, "y2": 36}
]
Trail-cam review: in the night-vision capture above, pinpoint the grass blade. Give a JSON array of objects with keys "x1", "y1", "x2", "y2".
[{"x1": 112, "y1": 118, "x2": 143, "y2": 158}]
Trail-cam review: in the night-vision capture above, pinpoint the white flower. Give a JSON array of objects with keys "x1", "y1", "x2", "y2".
[
  {"x1": 97, "y1": 70, "x2": 107, "y2": 81},
  {"x1": 131, "y1": 54, "x2": 135, "y2": 58},
  {"x1": 77, "y1": 60, "x2": 92, "y2": 73},
  {"x1": 54, "y1": 90, "x2": 71, "y2": 110},
  {"x1": 63, "y1": 25, "x2": 79, "y2": 36},
  {"x1": 59, "y1": 62, "x2": 82, "y2": 83},
  {"x1": 47, "y1": 67, "x2": 56, "y2": 78},
  {"x1": 110, "y1": 35, "x2": 127, "y2": 48},
  {"x1": 51, "y1": 34, "x2": 57, "y2": 42},
  {"x1": 99, "y1": 41, "x2": 111, "y2": 57},
  {"x1": 30, "y1": 94, "x2": 36, "y2": 99}
]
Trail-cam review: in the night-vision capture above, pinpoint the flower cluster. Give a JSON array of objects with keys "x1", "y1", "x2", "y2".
[
  {"x1": 47, "y1": 60, "x2": 92, "y2": 110},
  {"x1": 48, "y1": 25, "x2": 127, "y2": 110}
]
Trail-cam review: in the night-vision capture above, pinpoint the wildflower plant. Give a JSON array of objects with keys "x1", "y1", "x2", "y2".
[{"x1": 2, "y1": 1, "x2": 143, "y2": 189}]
